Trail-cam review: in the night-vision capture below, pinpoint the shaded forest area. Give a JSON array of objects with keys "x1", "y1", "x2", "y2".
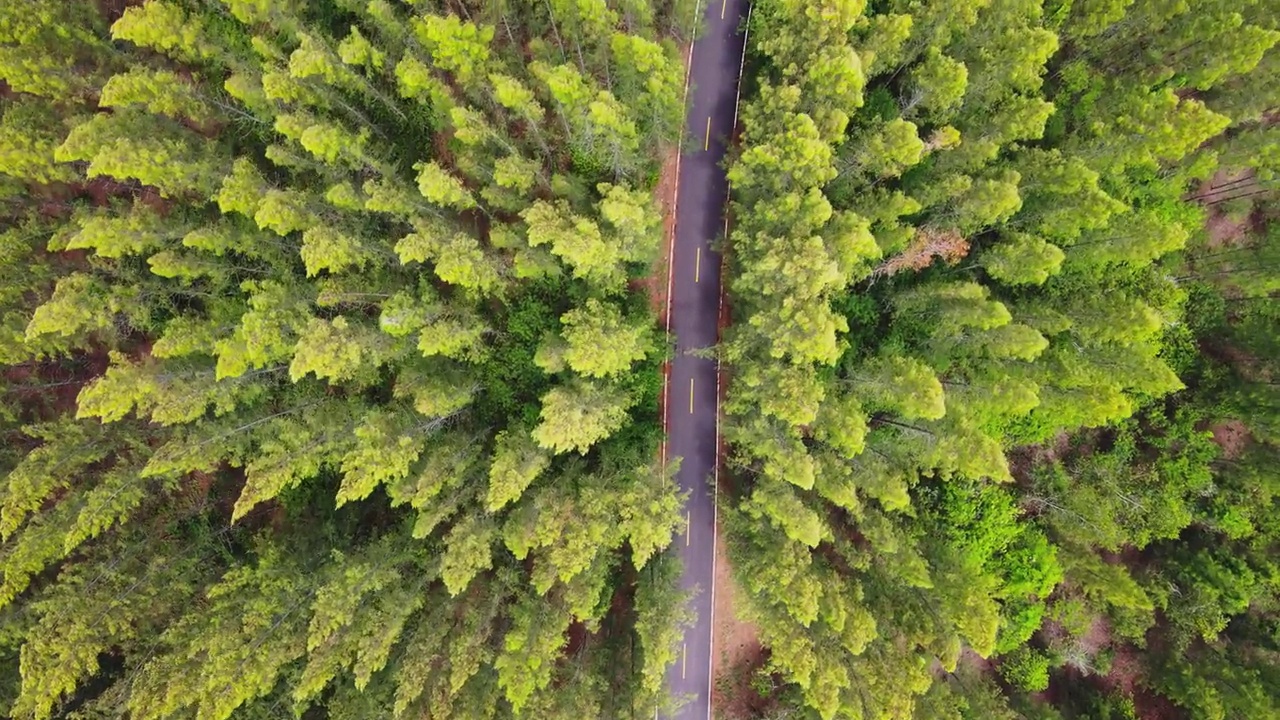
[
  {"x1": 720, "y1": 0, "x2": 1280, "y2": 719},
  {"x1": 0, "y1": 0, "x2": 700, "y2": 718}
]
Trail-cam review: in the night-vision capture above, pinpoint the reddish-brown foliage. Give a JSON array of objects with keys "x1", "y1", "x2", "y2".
[{"x1": 872, "y1": 227, "x2": 971, "y2": 280}]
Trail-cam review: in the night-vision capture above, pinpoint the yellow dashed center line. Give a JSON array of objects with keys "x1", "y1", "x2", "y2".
[
  {"x1": 721, "y1": 0, "x2": 727, "y2": 20},
  {"x1": 686, "y1": 510, "x2": 692, "y2": 546},
  {"x1": 695, "y1": 246, "x2": 702, "y2": 283},
  {"x1": 682, "y1": 643, "x2": 688, "y2": 678},
  {"x1": 689, "y1": 377, "x2": 695, "y2": 414},
  {"x1": 705, "y1": 116, "x2": 712, "y2": 151}
]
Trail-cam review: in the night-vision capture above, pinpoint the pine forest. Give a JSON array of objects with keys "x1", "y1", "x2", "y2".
[{"x1": 0, "y1": 0, "x2": 1277, "y2": 720}]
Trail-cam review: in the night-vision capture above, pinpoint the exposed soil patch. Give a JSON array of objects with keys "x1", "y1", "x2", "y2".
[
  {"x1": 638, "y1": 145, "x2": 681, "y2": 329},
  {"x1": 1100, "y1": 643, "x2": 1145, "y2": 697},
  {"x1": 1041, "y1": 614, "x2": 1115, "y2": 679},
  {"x1": 711, "y1": 525, "x2": 763, "y2": 719},
  {"x1": 958, "y1": 646, "x2": 995, "y2": 675},
  {"x1": 1076, "y1": 616, "x2": 1114, "y2": 662},
  {"x1": 1132, "y1": 688, "x2": 1185, "y2": 720},
  {"x1": 1208, "y1": 343, "x2": 1273, "y2": 383},
  {"x1": 97, "y1": 0, "x2": 143, "y2": 24},
  {"x1": 1008, "y1": 431, "x2": 1072, "y2": 483},
  {"x1": 1204, "y1": 209, "x2": 1253, "y2": 249},
  {"x1": 638, "y1": 36, "x2": 691, "y2": 331},
  {"x1": 1208, "y1": 419, "x2": 1251, "y2": 460},
  {"x1": 1040, "y1": 614, "x2": 1186, "y2": 720},
  {"x1": 1193, "y1": 169, "x2": 1260, "y2": 251},
  {"x1": 644, "y1": 145, "x2": 681, "y2": 470},
  {"x1": 713, "y1": 646, "x2": 768, "y2": 720}
]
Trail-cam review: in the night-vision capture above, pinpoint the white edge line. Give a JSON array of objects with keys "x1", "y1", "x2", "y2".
[{"x1": 706, "y1": 6, "x2": 752, "y2": 720}]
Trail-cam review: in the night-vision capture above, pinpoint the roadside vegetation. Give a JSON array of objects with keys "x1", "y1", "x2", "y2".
[
  {"x1": 721, "y1": 0, "x2": 1280, "y2": 718},
  {"x1": 0, "y1": 0, "x2": 697, "y2": 717}
]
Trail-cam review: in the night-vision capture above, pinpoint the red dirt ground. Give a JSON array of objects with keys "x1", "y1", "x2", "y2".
[
  {"x1": 710, "y1": 527, "x2": 764, "y2": 719},
  {"x1": 639, "y1": 145, "x2": 681, "y2": 328},
  {"x1": 1196, "y1": 170, "x2": 1258, "y2": 250},
  {"x1": 1209, "y1": 419, "x2": 1251, "y2": 460}
]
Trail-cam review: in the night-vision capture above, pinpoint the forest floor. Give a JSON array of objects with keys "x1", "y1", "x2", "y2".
[
  {"x1": 1198, "y1": 169, "x2": 1257, "y2": 247},
  {"x1": 1199, "y1": 169, "x2": 1262, "y2": 459},
  {"x1": 711, "y1": 525, "x2": 763, "y2": 719},
  {"x1": 1210, "y1": 419, "x2": 1251, "y2": 459},
  {"x1": 645, "y1": 144, "x2": 680, "y2": 327},
  {"x1": 1205, "y1": 206, "x2": 1254, "y2": 248}
]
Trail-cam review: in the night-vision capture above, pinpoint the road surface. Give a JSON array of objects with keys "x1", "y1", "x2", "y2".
[{"x1": 662, "y1": 0, "x2": 749, "y2": 717}]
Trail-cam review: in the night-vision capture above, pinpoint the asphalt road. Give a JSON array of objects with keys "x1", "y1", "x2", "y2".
[{"x1": 662, "y1": 0, "x2": 749, "y2": 717}]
